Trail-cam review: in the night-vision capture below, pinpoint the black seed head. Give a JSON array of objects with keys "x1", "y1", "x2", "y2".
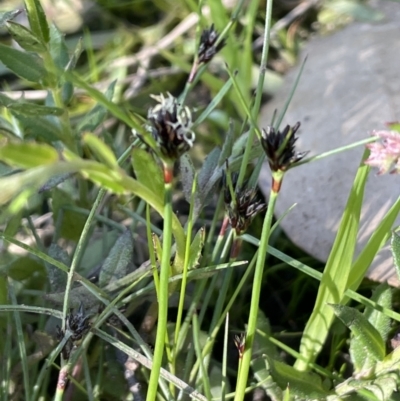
[
  {"x1": 260, "y1": 122, "x2": 307, "y2": 172},
  {"x1": 223, "y1": 172, "x2": 267, "y2": 235},
  {"x1": 198, "y1": 24, "x2": 226, "y2": 64},
  {"x1": 146, "y1": 93, "x2": 195, "y2": 161}
]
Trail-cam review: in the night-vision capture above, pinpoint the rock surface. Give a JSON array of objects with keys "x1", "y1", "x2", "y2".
[{"x1": 258, "y1": 0, "x2": 400, "y2": 286}]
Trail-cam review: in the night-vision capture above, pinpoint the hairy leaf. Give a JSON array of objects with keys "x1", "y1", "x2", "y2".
[
  {"x1": 8, "y1": 102, "x2": 63, "y2": 116},
  {"x1": 350, "y1": 284, "x2": 392, "y2": 373},
  {"x1": 0, "y1": 44, "x2": 47, "y2": 82},
  {"x1": 391, "y1": 231, "x2": 400, "y2": 281},
  {"x1": 45, "y1": 244, "x2": 69, "y2": 292},
  {"x1": 264, "y1": 356, "x2": 331, "y2": 398},
  {"x1": 331, "y1": 304, "x2": 385, "y2": 362},
  {"x1": 14, "y1": 114, "x2": 63, "y2": 142},
  {"x1": 218, "y1": 121, "x2": 235, "y2": 166},
  {"x1": 180, "y1": 153, "x2": 195, "y2": 204},
  {"x1": 99, "y1": 230, "x2": 133, "y2": 287},
  {"x1": 6, "y1": 21, "x2": 46, "y2": 52},
  {"x1": 188, "y1": 227, "x2": 205, "y2": 269},
  {"x1": 25, "y1": 0, "x2": 50, "y2": 44}
]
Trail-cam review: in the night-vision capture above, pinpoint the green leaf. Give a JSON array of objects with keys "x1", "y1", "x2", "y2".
[
  {"x1": 78, "y1": 80, "x2": 117, "y2": 133},
  {"x1": 13, "y1": 114, "x2": 63, "y2": 142},
  {"x1": 198, "y1": 147, "x2": 221, "y2": 198},
  {"x1": 8, "y1": 102, "x2": 64, "y2": 116},
  {"x1": 49, "y1": 24, "x2": 69, "y2": 69},
  {"x1": 83, "y1": 133, "x2": 118, "y2": 168},
  {"x1": 365, "y1": 373, "x2": 398, "y2": 400},
  {"x1": 99, "y1": 230, "x2": 133, "y2": 287},
  {"x1": 331, "y1": 303, "x2": 386, "y2": 362},
  {"x1": 45, "y1": 243, "x2": 69, "y2": 292},
  {"x1": 391, "y1": 231, "x2": 400, "y2": 281},
  {"x1": 295, "y1": 152, "x2": 370, "y2": 370},
  {"x1": 131, "y1": 148, "x2": 164, "y2": 198},
  {"x1": 48, "y1": 24, "x2": 76, "y2": 104},
  {"x1": 79, "y1": 163, "x2": 126, "y2": 193},
  {"x1": 0, "y1": 142, "x2": 58, "y2": 168},
  {"x1": 152, "y1": 234, "x2": 163, "y2": 264},
  {"x1": 180, "y1": 153, "x2": 195, "y2": 204},
  {"x1": 0, "y1": 276, "x2": 7, "y2": 305},
  {"x1": 218, "y1": 122, "x2": 235, "y2": 166},
  {"x1": 0, "y1": 162, "x2": 79, "y2": 207},
  {"x1": 193, "y1": 77, "x2": 233, "y2": 128},
  {"x1": 350, "y1": 284, "x2": 392, "y2": 373},
  {"x1": 4, "y1": 209, "x2": 23, "y2": 237},
  {"x1": 375, "y1": 345, "x2": 400, "y2": 377},
  {"x1": 188, "y1": 228, "x2": 205, "y2": 269},
  {"x1": 6, "y1": 256, "x2": 45, "y2": 281},
  {"x1": 6, "y1": 21, "x2": 46, "y2": 52},
  {"x1": 347, "y1": 197, "x2": 400, "y2": 291},
  {"x1": 24, "y1": 0, "x2": 50, "y2": 44},
  {"x1": 252, "y1": 310, "x2": 282, "y2": 401},
  {"x1": 0, "y1": 44, "x2": 47, "y2": 82},
  {"x1": 264, "y1": 356, "x2": 331, "y2": 398},
  {"x1": 80, "y1": 230, "x2": 120, "y2": 277},
  {"x1": 0, "y1": 10, "x2": 22, "y2": 27},
  {"x1": 0, "y1": 93, "x2": 63, "y2": 116},
  {"x1": 52, "y1": 188, "x2": 87, "y2": 241}
]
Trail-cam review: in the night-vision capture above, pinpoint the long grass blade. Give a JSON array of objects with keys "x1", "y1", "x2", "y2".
[{"x1": 294, "y1": 152, "x2": 370, "y2": 370}]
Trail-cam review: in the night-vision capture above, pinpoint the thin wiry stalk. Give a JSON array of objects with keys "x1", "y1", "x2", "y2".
[
  {"x1": 234, "y1": 189, "x2": 277, "y2": 400},
  {"x1": 173, "y1": 175, "x2": 198, "y2": 376},
  {"x1": 61, "y1": 143, "x2": 135, "y2": 332},
  {"x1": 9, "y1": 279, "x2": 30, "y2": 401},
  {"x1": 146, "y1": 180, "x2": 173, "y2": 401}
]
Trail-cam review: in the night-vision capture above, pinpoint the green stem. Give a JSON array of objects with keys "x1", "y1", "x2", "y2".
[
  {"x1": 236, "y1": 0, "x2": 273, "y2": 188},
  {"x1": 234, "y1": 187, "x2": 278, "y2": 401},
  {"x1": 61, "y1": 191, "x2": 102, "y2": 330},
  {"x1": 146, "y1": 181, "x2": 173, "y2": 401},
  {"x1": 174, "y1": 175, "x2": 197, "y2": 359},
  {"x1": 61, "y1": 144, "x2": 134, "y2": 331},
  {"x1": 9, "y1": 279, "x2": 30, "y2": 401}
]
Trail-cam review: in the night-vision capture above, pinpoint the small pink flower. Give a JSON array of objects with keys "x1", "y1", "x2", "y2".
[{"x1": 365, "y1": 130, "x2": 400, "y2": 174}]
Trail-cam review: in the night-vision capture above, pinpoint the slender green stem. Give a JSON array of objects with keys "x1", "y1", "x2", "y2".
[
  {"x1": 9, "y1": 279, "x2": 30, "y2": 401},
  {"x1": 174, "y1": 175, "x2": 197, "y2": 357},
  {"x1": 221, "y1": 313, "x2": 229, "y2": 401},
  {"x1": 61, "y1": 191, "x2": 102, "y2": 330},
  {"x1": 234, "y1": 188, "x2": 278, "y2": 401},
  {"x1": 236, "y1": 0, "x2": 273, "y2": 188},
  {"x1": 61, "y1": 143, "x2": 134, "y2": 330},
  {"x1": 292, "y1": 136, "x2": 378, "y2": 168},
  {"x1": 189, "y1": 248, "x2": 257, "y2": 384},
  {"x1": 192, "y1": 312, "x2": 212, "y2": 400},
  {"x1": 146, "y1": 181, "x2": 173, "y2": 401}
]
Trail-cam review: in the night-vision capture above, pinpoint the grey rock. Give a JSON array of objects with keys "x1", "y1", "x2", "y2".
[{"x1": 258, "y1": 0, "x2": 400, "y2": 286}]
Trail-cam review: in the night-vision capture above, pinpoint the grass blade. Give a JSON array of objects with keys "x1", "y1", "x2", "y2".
[{"x1": 294, "y1": 152, "x2": 370, "y2": 370}]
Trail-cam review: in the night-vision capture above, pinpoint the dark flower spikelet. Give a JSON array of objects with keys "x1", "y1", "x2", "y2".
[
  {"x1": 198, "y1": 24, "x2": 226, "y2": 64},
  {"x1": 57, "y1": 303, "x2": 91, "y2": 358},
  {"x1": 223, "y1": 173, "x2": 267, "y2": 235},
  {"x1": 146, "y1": 93, "x2": 195, "y2": 161},
  {"x1": 261, "y1": 122, "x2": 307, "y2": 172}
]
